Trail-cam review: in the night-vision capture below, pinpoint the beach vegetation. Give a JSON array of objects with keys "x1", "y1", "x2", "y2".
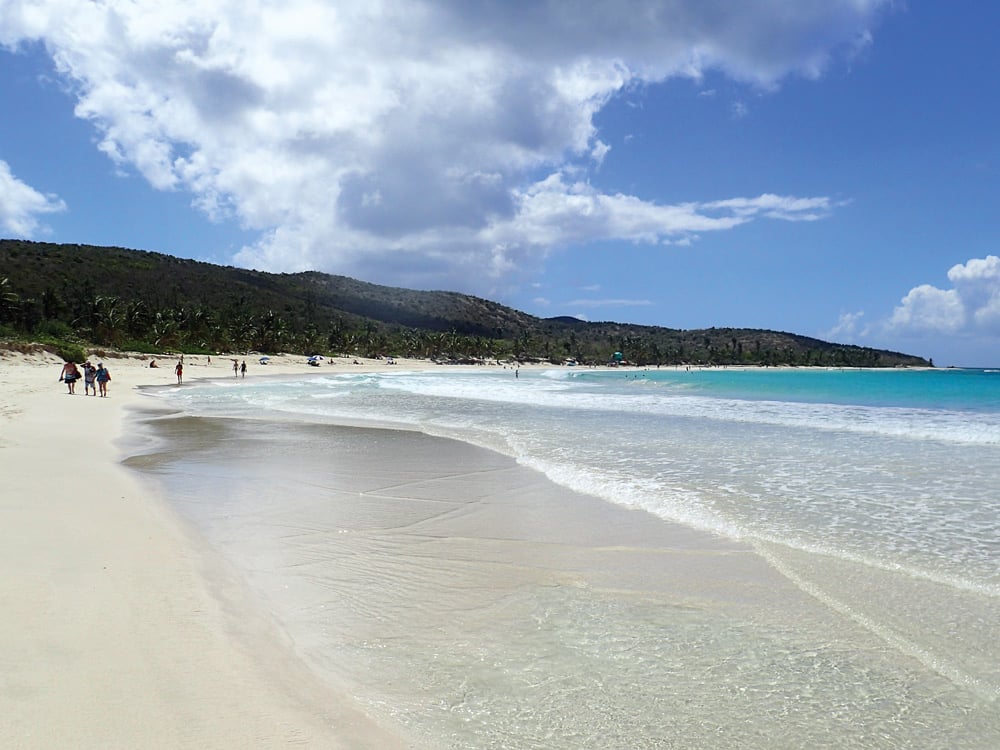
[
  {"x1": 31, "y1": 336, "x2": 87, "y2": 364},
  {"x1": 0, "y1": 239, "x2": 931, "y2": 368}
]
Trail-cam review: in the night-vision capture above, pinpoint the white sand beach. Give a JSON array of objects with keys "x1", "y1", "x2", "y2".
[{"x1": 0, "y1": 350, "x2": 426, "y2": 749}]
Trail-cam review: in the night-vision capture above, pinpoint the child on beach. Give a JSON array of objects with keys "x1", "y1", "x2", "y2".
[
  {"x1": 59, "y1": 362, "x2": 81, "y2": 394},
  {"x1": 175, "y1": 361, "x2": 183, "y2": 384},
  {"x1": 95, "y1": 363, "x2": 111, "y2": 397}
]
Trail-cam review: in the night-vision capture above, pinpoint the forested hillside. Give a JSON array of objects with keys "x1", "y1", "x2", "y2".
[{"x1": 0, "y1": 240, "x2": 930, "y2": 367}]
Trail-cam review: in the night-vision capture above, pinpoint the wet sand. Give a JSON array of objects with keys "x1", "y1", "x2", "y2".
[{"x1": 125, "y1": 409, "x2": 910, "y2": 748}]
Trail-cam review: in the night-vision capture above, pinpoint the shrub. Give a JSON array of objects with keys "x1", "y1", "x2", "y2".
[
  {"x1": 50, "y1": 342, "x2": 87, "y2": 363},
  {"x1": 120, "y1": 339, "x2": 160, "y2": 354}
]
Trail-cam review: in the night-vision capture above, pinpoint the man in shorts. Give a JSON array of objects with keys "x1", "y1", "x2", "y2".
[{"x1": 83, "y1": 361, "x2": 97, "y2": 396}]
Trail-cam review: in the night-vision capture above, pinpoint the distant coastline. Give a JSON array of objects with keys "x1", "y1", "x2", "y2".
[{"x1": 1, "y1": 239, "x2": 931, "y2": 369}]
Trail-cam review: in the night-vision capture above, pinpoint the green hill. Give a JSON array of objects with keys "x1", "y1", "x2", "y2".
[{"x1": 0, "y1": 239, "x2": 930, "y2": 367}]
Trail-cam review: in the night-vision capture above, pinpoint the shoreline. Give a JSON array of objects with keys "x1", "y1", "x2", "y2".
[
  {"x1": 0, "y1": 348, "x2": 785, "y2": 746},
  {"x1": 0, "y1": 350, "x2": 433, "y2": 748},
  {"x1": 4, "y1": 348, "x2": 989, "y2": 746}
]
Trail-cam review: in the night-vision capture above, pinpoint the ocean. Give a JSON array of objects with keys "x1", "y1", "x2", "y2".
[{"x1": 127, "y1": 366, "x2": 1000, "y2": 748}]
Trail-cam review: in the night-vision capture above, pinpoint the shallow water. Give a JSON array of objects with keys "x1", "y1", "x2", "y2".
[{"x1": 126, "y1": 367, "x2": 1000, "y2": 747}]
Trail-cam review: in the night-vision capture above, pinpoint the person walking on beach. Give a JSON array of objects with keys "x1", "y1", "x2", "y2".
[
  {"x1": 82, "y1": 361, "x2": 97, "y2": 396},
  {"x1": 240, "y1": 360, "x2": 247, "y2": 378},
  {"x1": 95, "y1": 362, "x2": 111, "y2": 397},
  {"x1": 233, "y1": 359, "x2": 239, "y2": 377},
  {"x1": 59, "y1": 361, "x2": 80, "y2": 394},
  {"x1": 174, "y1": 360, "x2": 184, "y2": 385}
]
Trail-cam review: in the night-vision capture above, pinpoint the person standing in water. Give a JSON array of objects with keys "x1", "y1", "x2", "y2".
[{"x1": 174, "y1": 360, "x2": 184, "y2": 385}]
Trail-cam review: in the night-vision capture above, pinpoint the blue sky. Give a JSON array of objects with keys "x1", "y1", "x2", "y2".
[{"x1": 2, "y1": 1, "x2": 999, "y2": 366}]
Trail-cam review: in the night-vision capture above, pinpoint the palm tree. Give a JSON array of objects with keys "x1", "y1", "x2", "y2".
[
  {"x1": 0, "y1": 277, "x2": 20, "y2": 324},
  {"x1": 92, "y1": 295, "x2": 124, "y2": 346},
  {"x1": 150, "y1": 311, "x2": 180, "y2": 349},
  {"x1": 255, "y1": 309, "x2": 288, "y2": 352},
  {"x1": 123, "y1": 300, "x2": 149, "y2": 340},
  {"x1": 226, "y1": 311, "x2": 256, "y2": 353}
]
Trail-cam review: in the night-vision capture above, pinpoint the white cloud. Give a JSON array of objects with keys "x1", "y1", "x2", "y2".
[
  {"x1": 0, "y1": 160, "x2": 66, "y2": 236},
  {"x1": 1, "y1": 0, "x2": 888, "y2": 290},
  {"x1": 886, "y1": 256, "x2": 1000, "y2": 337},
  {"x1": 483, "y1": 173, "x2": 834, "y2": 256},
  {"x1": 702, "y1": 193, "x2": 838, "y2": 222},
  {"x1": 947, "y1": 255, "x2": 1000, "y2": 331},
  {"x1": 824, "y1": 310, "x2": 867, "y2": 342},
  {"x1": 590, "y1": 140, "x2": 611, "y2": 166}
]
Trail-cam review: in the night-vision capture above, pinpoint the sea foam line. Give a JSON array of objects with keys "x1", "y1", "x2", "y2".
[
  {"x1": 753, "y1": 541, "x2": 999, "y2": 703},
  {"x1": 376, "y1": 374, "x2": 1000, "y2": 446}
]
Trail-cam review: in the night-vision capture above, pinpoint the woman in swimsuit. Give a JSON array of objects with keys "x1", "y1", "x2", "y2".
[
  {"x1": 59, "y1": 362, "x2": 81, "y2": 394},
  {"x1": 95, "y1": 363, "x2": 111, "y2": 397}
]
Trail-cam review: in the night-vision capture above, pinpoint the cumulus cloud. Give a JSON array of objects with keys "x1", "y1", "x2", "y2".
[
  {"x1": 0, "y1": 0, "x2": 887, "y2": 290},
  {"x1": 824, "y1": 310, "x2": 867, "y2": 342},
  {"x1": 887, "y1": 256, "x2": 1000, "y2": 336},
  {"x1": 0, "y1": 160, "x2": 66, "y2": 236}
]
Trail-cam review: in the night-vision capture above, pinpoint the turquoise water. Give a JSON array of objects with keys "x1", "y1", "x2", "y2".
[
  {"x1": 582, "y1": 366, "x2": 1000, "y2": 411},
  {"x1": 135, "y1": 366, "x2": 1000, "y2": 747}
]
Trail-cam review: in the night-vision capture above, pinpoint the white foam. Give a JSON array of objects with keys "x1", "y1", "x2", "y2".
[{"x1": 151, "y1": 370, "x2": 1000, "y2": 598}]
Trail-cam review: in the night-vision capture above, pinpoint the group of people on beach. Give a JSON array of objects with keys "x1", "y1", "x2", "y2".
[
  {"x1": 59, "y1": 360, "x2": 111, "y2": 396},
  {"x1": 60, "y1": 354, "x2": 250, "y2": 395}
]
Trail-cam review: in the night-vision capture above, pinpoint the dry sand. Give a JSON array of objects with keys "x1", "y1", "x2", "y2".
[{"x1": 0, "y1": 350, "x2": 432, "y2": 749}]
